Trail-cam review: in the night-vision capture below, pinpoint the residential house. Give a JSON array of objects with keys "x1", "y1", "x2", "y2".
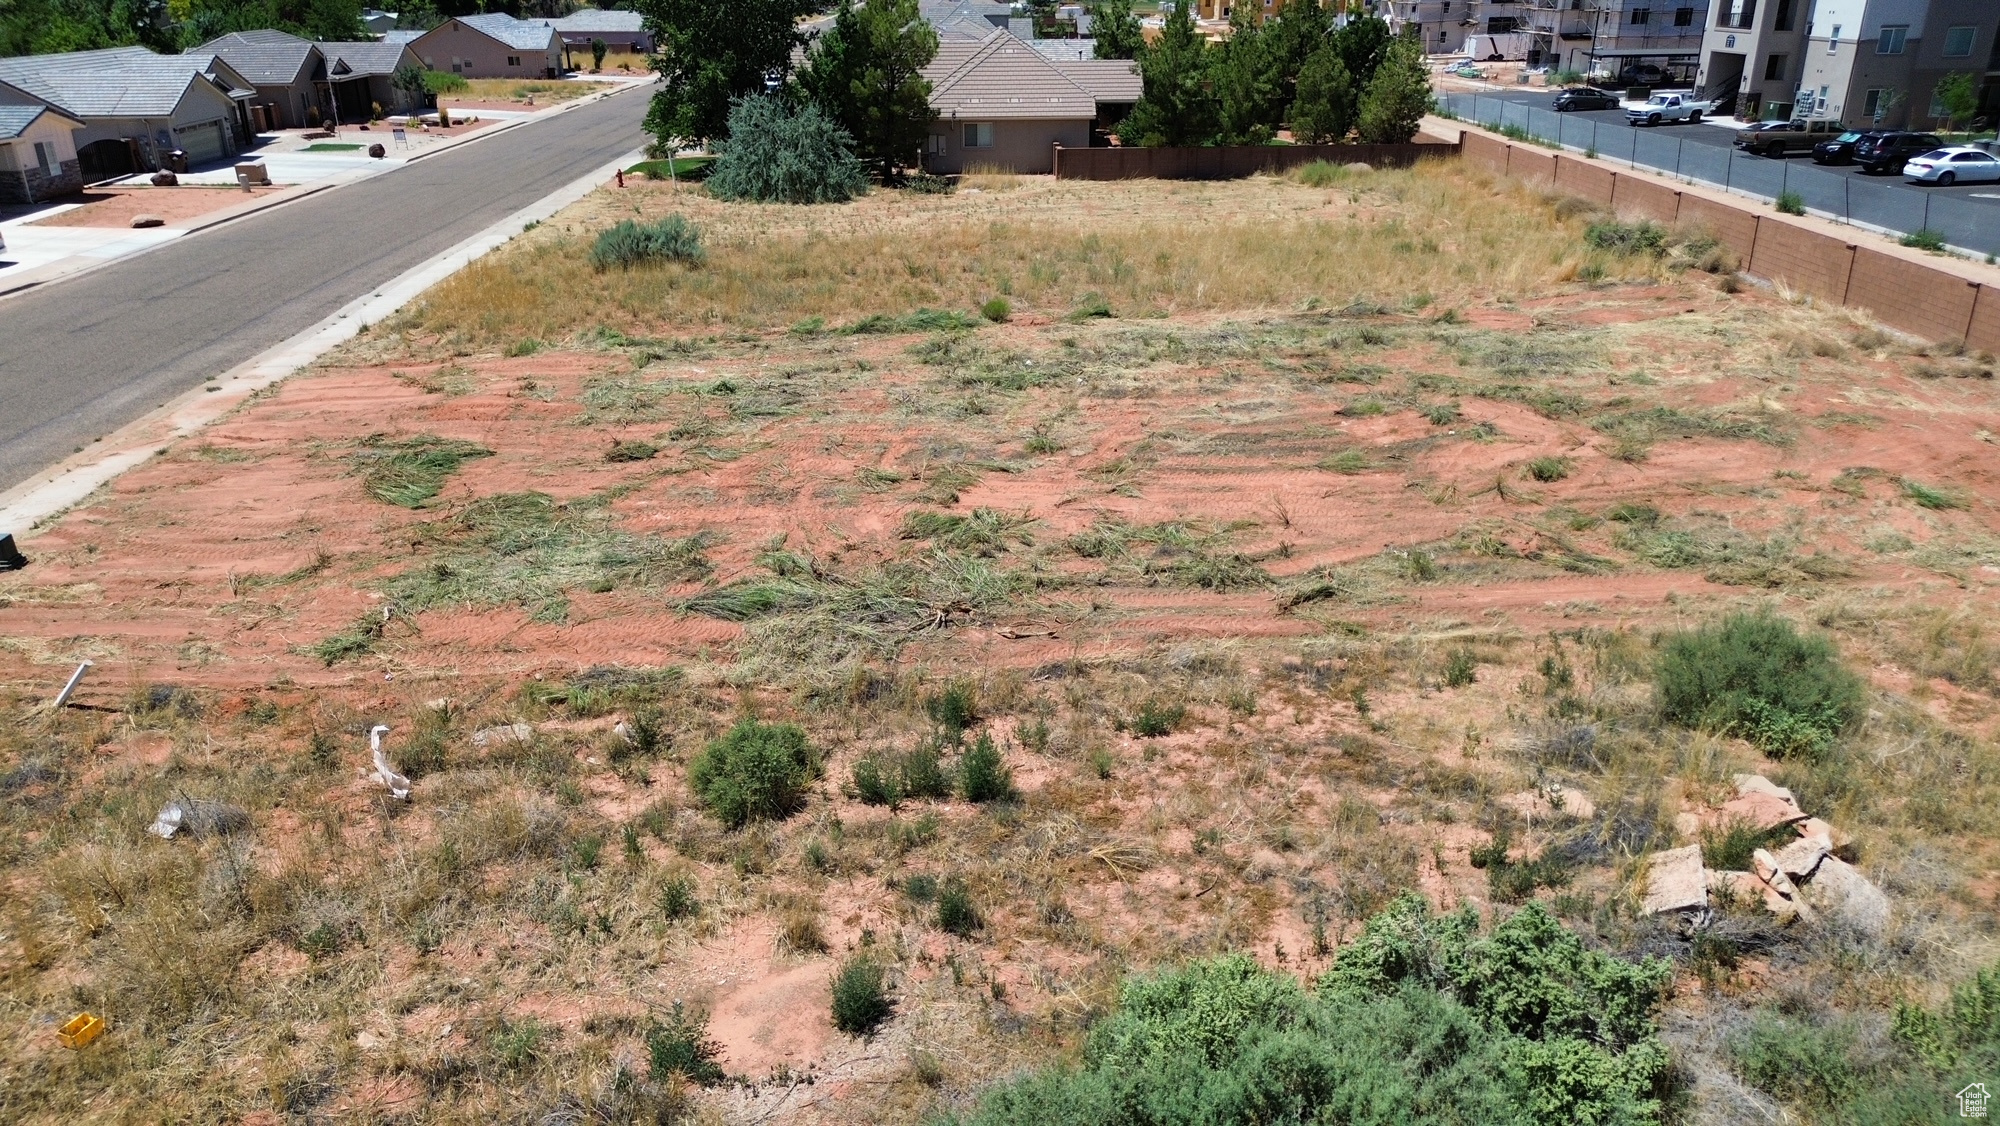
[
  {"x1": 0, "y1": 48, "x2": 255, "y2": 177},
  {"x1": 317, "y1": 39, "x2": 427, "y2": 120},
  {"x1": 0, "y1": 87, "x2": 85, "y2": 203},
  {"x1": 542, "y1": 9, "x2": 655, "y2": 56},
  {"x1": 1696, "y1": 0, "x2": 1996, "y2": 123},
  {"x1": 361, "y1": 9, "x2": 399, "y2": 36},
  {"x1": 384, "y1": 29, "x2": 424, "y2": 46},
  {"x1": 408, "y1": 13, "x2": 564, "y2": 78},
  {"x1": 921, "y1": 29, "x2": 1140, "y2": 173},
  {"x1": 197, "y1": 29, "x2": 324, "y2": 129}
]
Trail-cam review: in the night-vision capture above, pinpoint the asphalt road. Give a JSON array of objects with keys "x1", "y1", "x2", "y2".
[
  {"x1": 0, "y1": 84, "x2": 651, "y2": 493},
  {"x1": 1443, "y1": 88, "x2": 2000, "y2": 254}
]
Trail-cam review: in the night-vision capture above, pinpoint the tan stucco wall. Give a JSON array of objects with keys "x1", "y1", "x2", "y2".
[
  {"x1": 0, "y1": 113, "x2": 80, "y2": 170},
  {"x1": 926, "y1": 117, "x2": 1089, "y2": 175},
  {"x1": 414, "y1": 22, "x2": 563, "y2": 78}
]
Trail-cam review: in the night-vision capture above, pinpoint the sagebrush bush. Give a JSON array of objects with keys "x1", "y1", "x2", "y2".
[
  {"x1": 705, "y1": 94, "x2": 867, "y2": 205},
  {"x1": 688, "y1": 718, "x2": 819, "y2": 827},
  {"x1": 1584, "y1": 219, "x2": 1668, "y2": 256},
  {"x1": 1656, "y1": 612, "x2": 1864, "y2": 759},
  {"x1": 588, "y1": 214, "x2": 705, "y2": 270},
  {"x1": 957, "y1": 732, "x2": 1013, "y2": 803},
  {"x1": 831, "y1": 955, "x2": 893, "y2": 1034},
  {"x1": 953, "y1": 895, "x2": 1672, "y2": 1125}
]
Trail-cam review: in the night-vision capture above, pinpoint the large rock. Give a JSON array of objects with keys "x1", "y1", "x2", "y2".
[
  {"x1": 1710, "y1": 868, "x2": 1796, "y2": 919},
  {"x1": 1772, "y1": 827, "x2": 1832, "y2": 881},
  {"x1": 471, "y1": 722, "x2": 535, "y2": 749},
  {"x1": 1733, "y1": 773, "x2": 1796, "y2": 805},
  {"x1": 1641, "y1": 845, "x2": 1706, "y2": 915},
  {"x1": 130, "y1": 214, "x2": 165, "y2": 229},
  {"x1": 1801, "y1": 856, "x2": 1889, "y2": 937},
  {"x1": 1720, "y1": 789, "x2": 1807, "y2": 831},
  {"x1": 1752, "y1": 848, "x2": 1815, "y2": 922}
]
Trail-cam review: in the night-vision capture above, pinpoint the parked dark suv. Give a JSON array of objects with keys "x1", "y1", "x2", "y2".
[
  {"x1": 1811, "y1": 130, "x2": 1881, "y2": 165},
  {"x1": 1855, "y1": 131, "x2": 1944, "y2": 174}
]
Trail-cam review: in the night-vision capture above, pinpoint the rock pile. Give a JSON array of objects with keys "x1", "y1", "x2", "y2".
[{"x1": 1643, "y1": 774, "x2": 1888, "y2": 936}]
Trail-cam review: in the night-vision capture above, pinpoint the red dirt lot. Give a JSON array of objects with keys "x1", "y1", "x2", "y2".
[{"x1": 28, "y1": 185, "x2": 279, "y2": 228}]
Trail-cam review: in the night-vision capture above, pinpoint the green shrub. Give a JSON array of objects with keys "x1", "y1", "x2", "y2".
[
  {"x1": 589, "y1": 214, "x2": 705, "y2": 270},
  {"x1": 1294, "y1": 159, "x2": 1348, "y2": 188},
  {"x1": 1775, "y1": 190, "x2": 1806, "y2": 216},
  {"x1": 421, "y1": 69, "x2": 468, "y2": 95},
  {"x1": 951, "y1": 895, "x2": 1671, "y2": 1126},
  {"x1": 1656, "y1": 612, "x2": 1864, "y2": 759},
  {"x1": 926, "y1": 680, "x2": 978, "y2": 742},
  {"x1": 705, "y1": 94, "x2": 867, "y2": 205},
  {"x1": 1130, "y1": 697, "x2": 1187, "y2": 738},
  {"x1": 830, "y1": 955, "x2": 893, "y2": 1034},
  {"x1": 688, "y1": 718, "x2": 819, "y2": 827},
  {"x1": 646, "y1": 1002, "x2": 724, "y2": 1084},
  {"x1": 853, "y1": 740, "x2": 950, "y2": 806},
  {"x1": 1584, "y1": 220, "x2": 1668, "y2": 255},
  {"x1": 936, "y1": 877, "x2": 981, "y2": 935},
  {"x1": 1443, "y1": 648, "x2": 1477, "y2": 688},
  {"x1": 981, "y1": 297, "x2": 1011, "y2": 322},
  {"x1": 1699, "y1": 819, "x2": 1793, "y2": 870},
  {"x1": 1526, "y1": 456, "x2": 1573, "y2": 482},
  {"x1": 490, "y1": 1017, "x2": 552, "y2": 1071},
  {"x1": 958, "y1": 732, "x2": 1014, "y2": 803},
  {"x1": 905, "y1": 171, "x2": 954, "y2": 194}
]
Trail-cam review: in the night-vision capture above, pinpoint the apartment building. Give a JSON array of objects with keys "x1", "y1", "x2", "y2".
[
  {"x1": 1696, "y1": 0, "x2": 1997, "y2": 123},
  {"x1": 1528, "y1": 0, "x2": 1709, "y2": 78}
]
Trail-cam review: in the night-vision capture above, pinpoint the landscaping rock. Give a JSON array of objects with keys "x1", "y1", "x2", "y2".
[
  {"x1": 1711, "y1": 868, "x2": 1796, "y2": 919},
  {"x1": 130, "y1": 215, "x2": 165, "y2": 229},
  {"x1": 1772, "y1": 827, "x2": 1832, "y2": 881},
  {"x1": 368, "y1": 143, "x2": 385, "y2": 159},
  {"x1": 1733, "y1": 773, "x2": 1796, "y2": 805},
  {"x1": 1798, "y1": 816, "x2": 1857, "y2": 861},
  {"x1": 1720, "y1": 789, "x2": 1807, "y2": 831},
  {"x1": 1752, "y1": 848, "x2": 1814, "y2": 921},
  {"x1": 1641, "y1": 844, "x2": 1706, "y2": 915},
  {"x1": 1344, "y1": 162, "x2": 1375, "y2": 174},
  {"x1": 149, "y1": 170, "x2": 177, "y2": 186},
  {"x1": 471, "y1": 722, "x2": 535, "y2": 749},
  {"x1": 1802, "y1": 856, "x2": 1889, "y2": 937}
]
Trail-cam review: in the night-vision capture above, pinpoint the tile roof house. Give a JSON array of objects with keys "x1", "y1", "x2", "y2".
[
  {"x1": 542, "y1": 9, "x2": 654, "y2": 54},
  {"x1": 408, "y1": 13, "x2": 564, "y2": 78},
  {"x1": 316, "y1": 39, "x2": 427, "y2": 119},
  {"x1": 0, "y1": 47, "x2": 254, "y2": 177},
  {"x1": 0, "y1": 89, "x2": 86, "y2": 203},
  {"x1": 921, "y1": 29, "x2": 1139, "y2": 173},
  {"x1": 197, "y1": 30, "x2": 324, "y2": 129}
]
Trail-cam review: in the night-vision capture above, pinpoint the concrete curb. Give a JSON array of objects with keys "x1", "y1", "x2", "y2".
[
  {"x1": 0, "y1": 145, "x2": 645, "y2": 537},
  {"x1": 0, "y1": 81, "x2": 648, "y2": 303}
]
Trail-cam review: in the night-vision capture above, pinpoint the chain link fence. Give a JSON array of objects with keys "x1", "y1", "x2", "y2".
[{"x1": 1438, "y1": 92, "x2": 2000, "y2": 258}]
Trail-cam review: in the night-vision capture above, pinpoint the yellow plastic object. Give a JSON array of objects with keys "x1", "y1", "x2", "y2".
[{"x1": 57, "y1": 1012, "x2": 105, "y2": 1049}]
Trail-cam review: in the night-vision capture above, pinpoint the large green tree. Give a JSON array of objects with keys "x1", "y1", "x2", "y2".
[
  {"x1": 1117, "y1": 0, "x2": 1213, "y2": 147},
  {"x1": 1332, "y1": 12, "x2": 1392, "y2": 92},
  {"x1": 178, "y1": 0, "x2": 365, "y2": 46},
  {"x1": 1356, "y1": 31, "x2": 1431, "y2": 144},
  {"x1": 1209, "y1": 9, "x2": 1282, "y2": 144},
  {"x1": 795, "y1": 0, "x2": 936, "y2": 183},
  {"x1": 1288, "y1": 45, "x2": 1354, "y2": 143},
  {"x1": 1086, "y1": 0, "x2": 1141, "y2": 61},
  {"x1": 634, "y1": 0, "x2": 821, "y2": 148},
  {"x1": 1, "y1": 0, "x2": 176, "y2": 55}
]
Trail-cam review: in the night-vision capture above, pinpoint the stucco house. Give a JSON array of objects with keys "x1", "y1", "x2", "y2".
[
  {"x1": 197, "y1": 29, "x2": 323, "y2": 130},
  {"x1": 317, "y1": 39, "x2": 427, "y2": 120},
  {"x1": 921, "y1": 29, "x2": 1140, "y2": 174},
  {"x1": 0, "y1": 86, "x2": 85, "y2": 203},
  {"x1": 544, "y1": 9, "x2": 654, "y2": 55},
  {"x1": 0, "y1": 48, "x2": 255, "y2": 177},
  {"x1": 408, "y1": 13, "x2": 564, "y2": 78}
]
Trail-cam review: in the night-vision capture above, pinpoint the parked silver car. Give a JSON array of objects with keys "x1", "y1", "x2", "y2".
[{"x1": 1902, "y1": 147, "x2": 2000, "y2": 185}]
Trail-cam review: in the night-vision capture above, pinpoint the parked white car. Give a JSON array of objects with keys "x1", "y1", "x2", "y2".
[
  {"x1": 1902, "y1": 146, "x2": 2000, "y2": 185},
  {"x1": 1623, "y1": 93, "x2": 1717, "y2": 126}
]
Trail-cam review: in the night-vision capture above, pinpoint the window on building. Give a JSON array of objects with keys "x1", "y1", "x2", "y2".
[
  {"x1": 1763, "y1": 53, "x2": 1787, "y2": 80},
  {"x1": 963, "y1": 122, "x2": 994, "y2": 148},
  {"x1": 1862, "y1": 88, "x2": 1884, "y2": 117},
  {"x1": 1629, "y1": 7, "x2": 1650, "y2": 24},
  {"x1": 34, "y1": 141, "x2": 55, "y2": 173},
  {"x1": 1827, "y1": 25, "x2": 1839, "y2": 53},
  {"x1": 507, "y1": 54, "x2": 522, "y2": 66},
  {"x1": 1720, "y1": 0, "x2": 1757, "y2": 32},
  {"x1": 926, "y1": 134, "x2": 944, "y2": 154},
  {"x1": 1439, "y1": 28, "x2": 1447, "y2": 41},
  {"x1": 1941, "y1": 26, "x2": 1975, "y2": 57},
  {"x1": 1674, "y1": 7, "x2": 1693, "y2": 26},
  {"x1": 1875, "y1": 25, "x2": 1905, "y2": 55},
  {"x1": 1772, "y1": 0, "x2": 1792, "y2": 31}
]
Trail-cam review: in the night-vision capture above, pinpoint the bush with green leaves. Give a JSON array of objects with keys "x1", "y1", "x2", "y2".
[
  {"x1": 831, "y1": 955, "x2": 893, "y2": 1033},
  {"x1": 935, "y1": 877, "x2": 981, "y2": 935},
  {"x1": 950, "y1": 894, "x2": 1672, "y2": 1125},
  {"x1": 852, "y1": 739, "x2": 951, "y2": 806},
  {"x1": 688, "y1": 718, "x2": 820, "y2": 827},
  {"x1": 1656, "y1": 612, "x2": 1863, "y2": 759},
  {"x1": 705, "y1": 94, "x2": 868, "y2": 204},
  {"x1": 957, "y1": 732, "x2": 1014, "y2": 803},
  {"x1": 589, "y1": 214, "x2": 705, "y2": 270},
  {"x1": 646, "y1": 1002, "x2": 725, "y2": 1085}
]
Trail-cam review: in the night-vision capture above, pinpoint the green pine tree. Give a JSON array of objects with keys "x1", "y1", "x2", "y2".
[
  {"x1": 795, "y1": 0, "x2": 939, "y2": 183},
  {"x1": 1087, "y1": 0, "x2": 1143, "y2": 61},
  {"x1": 1117, "y1": 0, "x2": 1215, "y2": 148},
  {"x1": 634, "y1": 0, "x2": 821, "y2": 147},
  {"x1": 1210, "y1": 9, "x2": 1283, "y2": 144},
  {"x1": 1356, "y1": 32, "x2": 1431, "y2": 144},
  {"x1": 1289, "y1": 46, "x2": 1355, "y2": 143}
]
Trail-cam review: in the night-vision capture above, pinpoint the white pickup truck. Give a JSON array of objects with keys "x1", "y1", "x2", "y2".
[{"x1": 1623, "y1": 93, "x2": 1717, "y2": 126}]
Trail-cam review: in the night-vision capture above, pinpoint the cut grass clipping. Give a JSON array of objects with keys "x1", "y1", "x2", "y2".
[{"x1": 357, "y1": 435, "x2": 492, "y2": 507}]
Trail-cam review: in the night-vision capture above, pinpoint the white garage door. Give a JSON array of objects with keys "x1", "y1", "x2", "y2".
[{"x1": 174, "y1": 121, "x2": 225, "y2": 163}]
